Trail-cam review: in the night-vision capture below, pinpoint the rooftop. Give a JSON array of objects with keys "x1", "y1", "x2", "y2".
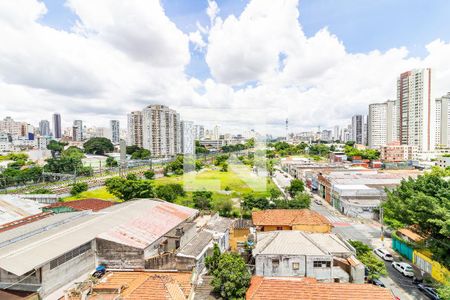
[
  {"x1": 252, "y1": 209, "x2": 331, "y2": 227},
  {"x1": 253, "y1": 231, "x2": 353, "y2": 258},
  {"x1": 44, "y1": 198, "x2": 115, "y2": 212},
  {"x1": 398, "y1": 228, "x2": 425, "y2": 242},
  {"x1": 87, "y1": 271, "x2": 193, "y2": 300},
  {"x1": 0, "y1": 195, "x2": 46, "y2": 226},
  {"x1": 246, "y1": 277, "x2": 393, "y2": 300},
  {"x1": 0, "y1": 199, "x2": 198, "y2": 276},
  {"x1": 177, "y1": 230, "x2": 213, "y2": 259}
]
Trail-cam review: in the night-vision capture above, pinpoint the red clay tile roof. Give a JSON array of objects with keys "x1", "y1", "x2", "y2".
[
  {"x1": 46, "y1": 198, "x2": 115, "y2": 212},
  {"x1": 89, "y1": 271, "x2": 193, "y2": 300},
  {"x1": 252, "y1": 209, "x2": 331, "y2": 227},
  {"x1": 0, "y1": 212, "x2": 52, "y2": 233},
  {"x1": 246, "y1": 277, "x2": 394, "y2": 300}
]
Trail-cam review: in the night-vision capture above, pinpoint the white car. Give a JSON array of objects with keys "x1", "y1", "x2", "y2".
[
  {"x1": 374, "y1": 248, "x2": 393, "y2": 261},
  {"x1": 392, "y1": 262, "x2": 414, "y2": 277}
]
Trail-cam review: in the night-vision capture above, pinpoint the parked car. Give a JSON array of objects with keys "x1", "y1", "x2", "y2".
[
  {"x1": 314, "y1": 199, "x2": 322, "y2": 205},
  {"x1": 374, "y1": 248, "x2": 394, "y2": 261},
  {"x1": 392, "y1": 262, "x2": 415, "y2": 277},
  {"x1": 368, "y1": 278, "x2": 386, "y2": 288},
  {"x1": 418, "y1": 284, "x2": 440, "y2": 300}
]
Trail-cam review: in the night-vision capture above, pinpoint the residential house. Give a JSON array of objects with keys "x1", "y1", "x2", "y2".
[
  {"x1": 246, "y1": 277, "x2": 393, "y2": 300},
  {"x1": 252, "y1": 209, "x2": 332, "y2": 233},
  {"x1": 70, "y1": 271, "x2": 194, "y2": 299},
  {"x1": 252, "y1": 231, "x2": 364, "y2": 283}
]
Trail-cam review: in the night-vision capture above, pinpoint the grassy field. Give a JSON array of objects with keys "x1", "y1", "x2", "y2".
[
  {"x1": 155, "y1": 167, "x2": 278, "y2": 209},
  {"x1": 63, "y1": 186, "x2": 120, "y2": 202}
]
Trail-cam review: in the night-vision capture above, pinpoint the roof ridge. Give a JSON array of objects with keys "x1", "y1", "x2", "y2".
[{"x1": 257, "y1": 231, "x2": 280, "y2": 254}]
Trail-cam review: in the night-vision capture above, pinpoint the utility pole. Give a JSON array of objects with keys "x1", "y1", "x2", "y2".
[{"x1": 380, "y1": 205, "x2": 384, "y2": 247}]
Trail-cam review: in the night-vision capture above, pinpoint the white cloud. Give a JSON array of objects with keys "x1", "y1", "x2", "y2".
[{"x1": 0, "y1": 0, "x2": 450, "y2": 135}]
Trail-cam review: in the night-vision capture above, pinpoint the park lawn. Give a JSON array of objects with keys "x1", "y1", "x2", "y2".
[{"x1": 63, "y1": 186, "x2": 120, "y2": 202}]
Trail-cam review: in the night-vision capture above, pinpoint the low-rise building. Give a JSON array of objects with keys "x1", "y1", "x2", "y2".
[
  {"x1": 0, "y1": 199, "x2": 198, "y2": 298},
  {"x1": 0, "y1": 195, "x2": 46, "y2": 227},
  {"x1": 252, "y1": 231, "x2": 364, "y2": 283},
  {"x1": 252, "y1": 209, "x2": 332, "y2": 233},
  {"x1": 380, "y1": 142, "x2": 417, "y2": 162},
  {"x1": 69, "y1": 271, "x2": 194, "y2": 299},
  {"x1": 230, "y1": 218, "x2": 252, "y2": 253},
  {"x1": 246, "y1": 276, "x2": 393, "y2": 300},
  {"x1": 436, "y1": 155, "x2": 450, "y2": 168}
]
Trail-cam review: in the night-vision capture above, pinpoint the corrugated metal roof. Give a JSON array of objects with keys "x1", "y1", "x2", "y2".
[
  {"x1": 0, "y1": 199, "x2": 197, "y2": 276},
  {"x1": 177, "y1": 231, "x2": 213, "y2": 258},
  {"x1": 0, "y1": 195, "x2": 46, "y2": 226},
  {"x1": 253, "y1": 231, "x2": 326, "y2": 256}
]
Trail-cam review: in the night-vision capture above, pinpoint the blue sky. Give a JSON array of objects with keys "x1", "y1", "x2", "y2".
[{"x1": 40, "y1": 0, "x2": 450, "y2": 80}]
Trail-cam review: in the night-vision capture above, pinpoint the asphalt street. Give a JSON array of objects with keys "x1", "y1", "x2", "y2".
[{"x1": 272, "y1": 168, "x2": 430, "y2": 300}]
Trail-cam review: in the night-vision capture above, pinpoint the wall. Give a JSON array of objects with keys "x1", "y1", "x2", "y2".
[
  {"x1": 413, "y1": 250, "x2": 450, "y2": 284},
  {"x1": 230, "y1": 228, "x2": 249, "y2": 252},
  {"x1": 255, "y1": 255, "x2": 306, "y2": 277},
  {"x1": 96, "y1": 239, "x2": 144, "y2": 269},
  {"x1": 0, "y1": 269, "x2": 41, "y2": 292},
  {"x1": 292, "y1": 224, "x2": 332, "y2": 233},
  {"x1": 260, "y1": 225, "x2": 292, "y2": 232},
  {"x1": 40, "y1": 247, "x2": 95, "y2": 297}
]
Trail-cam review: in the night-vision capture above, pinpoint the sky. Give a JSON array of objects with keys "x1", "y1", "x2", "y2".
[{"x1": 1, "y1": 0, "x2": 450, "y2": 135}]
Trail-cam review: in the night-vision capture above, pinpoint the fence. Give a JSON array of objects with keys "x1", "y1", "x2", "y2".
[{"x1": 392, "y1": 236, "x2": 413, "y2": 261}]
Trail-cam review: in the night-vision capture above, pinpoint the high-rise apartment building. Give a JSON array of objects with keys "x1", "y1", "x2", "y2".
[
  {"x1": 52, "y1": 113, "x2": 62, "y2": 139},
  {"x1": 351, "y1": 115, "x2": 364, "y2": 144},
  {"x1": 397, "y1": 68, "x2": 435, "y2": 151},
  {"x1": 333, "y1": 125, "x2": 340, "y2": 141},
  {"x1": 435, "y1": 92, "x2": 450, "y2": 147},
  {"x1": 368, "y1": 100, "x2": 397, "y2": 148},
  {"x1": 72, "y1": 120, "x2": 83, "y2": 141},
  {"x1": 181, "y1": 121, "x2": 195, "y2": 155},
  {"x1": 194, "y1": 125, "x2": 205, "y2": 140},
  {"x1": 127, "y1": 111, "x2": 143, "y2": 148},
  {"x1": 110, "y1": 120, "x2": 120, "y2": 144},
  {"x1": 141, "y1": 105, "x2": 181, "y2": 157},
  {"x1": 39, "y1": 120, "x2": 51, "y2": 136}
]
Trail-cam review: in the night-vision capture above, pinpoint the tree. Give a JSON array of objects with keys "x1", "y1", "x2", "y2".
[
  {"x1": 131, "y1": 149, "x2": 151, "y2": 160},
  {"x1": 106, "y1": 156, "x2": 118, "y2": 167},
  {"x1": 83, "y1": 137, "x2": 114, "y2": 155},
  {"x1": 273, "y1": 192, "x2": 311, "y2": 209},
  {"x1": 269, "y1": 187, "x2": 282, "y2": 201},
  {"x1": 242, "y1": 194, "x2": 270, "y2": 211},
  {"x1": 47, "y1": 140, "x2": 66, "y2": 158},
  {"x1": 126, "y1": 145, "x2": 141, "y2": 155},
  {"x1": 349, "y1": 240, "x2": 387, "y2": 279},
  {"x1": 382, "y1": 173, "x2": 450, "y2": 267},
  {"x1": 155, "y1": 185, "x2": 177, "y2": 202},
  {"x1": 195, "y1": 141, "x2": 209, "y2": 154},
  {"x1": 205, "y1": 243, "x2": 221, "y2": 273},
  {"x1": 287, "y1": 179, "x2": 305, "y2": 197},
  {"x1": 70, "y1": 182, "x2": 88, "y2": 195},
  {"x1": 211, "y1": 253, "x2": 251, "y2": 299},
  {"x1": 105, "y1": 177, "x2": 154, "y2": 200},
  {"x1": 143, "y1": 169, "x2": 155, "y2": 180},
  {"x1": 220, "y1": 162, "x2": 228, "y2": 172},
  {"x1": 193, "y1": 190, "x2": 213, "y2": 210},
  {"x1": 61, "y1": 146, "x2": 84, "y2": 160},
  {"x1": 216, "y1": 198, "x2": 234, "y2": 217}
]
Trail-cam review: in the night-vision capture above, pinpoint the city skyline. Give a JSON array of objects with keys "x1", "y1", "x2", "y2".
[{"x1": 1, "y1": 0, "x2": 450, "y2": 134}]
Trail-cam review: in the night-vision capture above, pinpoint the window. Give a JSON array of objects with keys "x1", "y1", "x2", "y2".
[
  {"x1": 313, "y1": 261, "x2": 331, "y2": 268},
  {"x1": 292, "y1": 262, "x2": 299, "y2": 270},
  {"x1": 276, "y1": 226, "x2": 283, "y2": 230},
  {"x1": 50, "y1": 242, "x2": 91, "y2": 270},
  {"x1": 272, "y1": 259, "x2": 279, "y2": 272}
]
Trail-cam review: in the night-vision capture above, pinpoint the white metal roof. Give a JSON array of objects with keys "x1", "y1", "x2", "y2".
[{"x1": 0, "y1": 195, "x2": 46, "y2": 226}]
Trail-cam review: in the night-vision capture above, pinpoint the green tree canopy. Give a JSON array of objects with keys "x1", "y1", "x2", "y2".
[
  {"x1": 105, "y1": 177, "x2": 154, "y2": 200},
  {"x1": 382, "y1": 173, "x2": 450, "y2": 267},
  {"x1": 193, "y1": 190, "x2": 213, "y2": 210},
  {"x1": 83, "y1": 137, "x2": 114, "y2": 155},
  {"x1": 211, "y1": 253, "x2": 251, "y2": 299},
  {"x1": 70, "y1": 182, "x2": 88, "y2": 196},
  {"x1": 287, "y1": 179, "x2": 305, "y2": 197},
  {"x1": 143, "y1": 169, "x2": 155, "y2": 180}
]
